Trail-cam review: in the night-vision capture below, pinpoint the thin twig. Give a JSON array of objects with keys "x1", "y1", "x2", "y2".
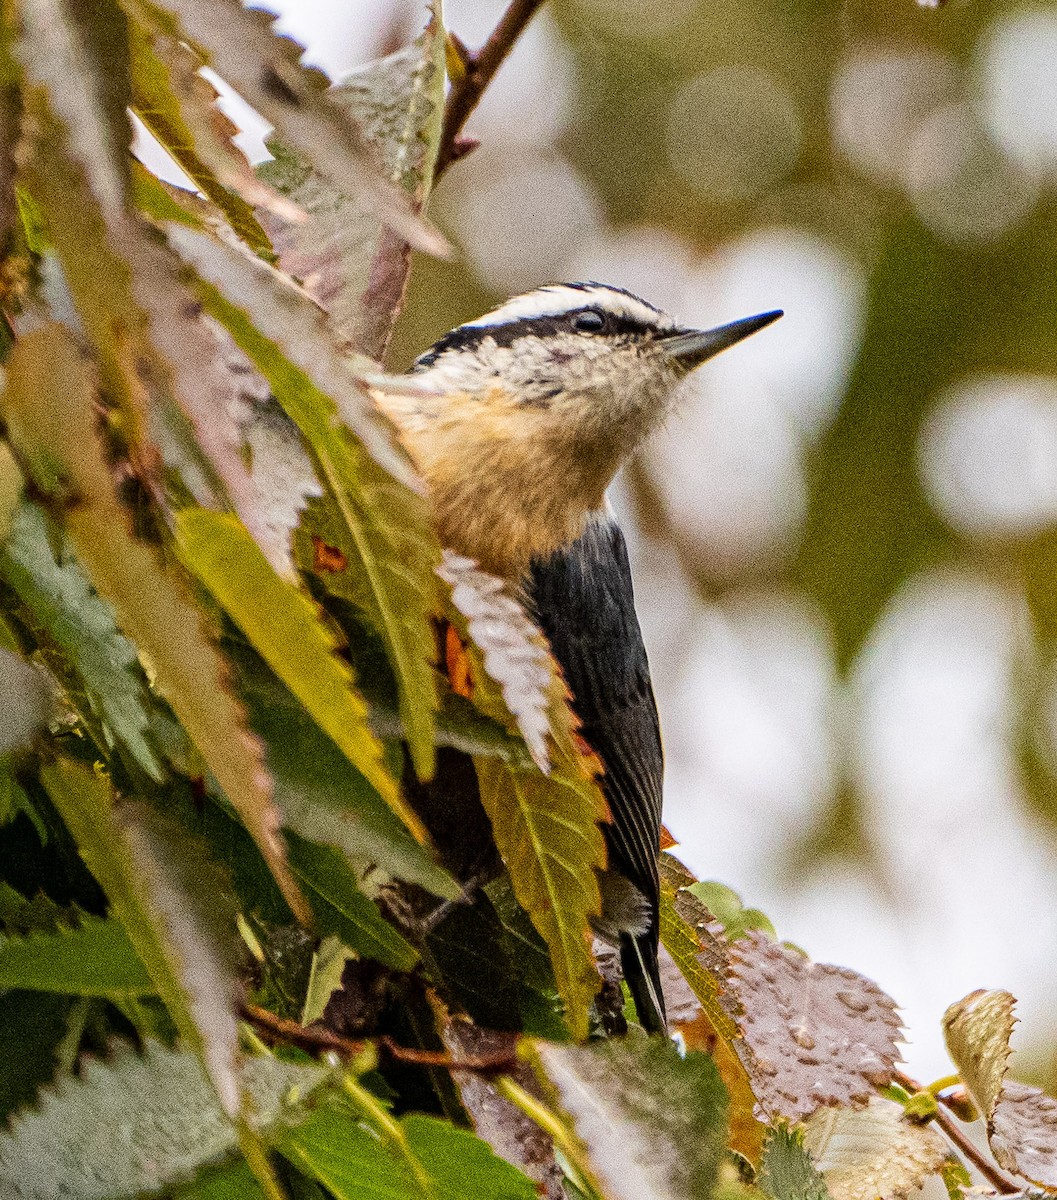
[
  {"x1": 893, "y1": 1068, "x2": 1022, "y2": 1194},
  {"x1": 435, "y1": 0, "x2": 548, "y2": 179},
  {"x1": 240, "y1": 1003, "x2": 517, "y2": 1074}
]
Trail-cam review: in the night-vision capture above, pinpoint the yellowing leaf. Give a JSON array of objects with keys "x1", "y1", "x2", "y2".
[
  {"x1": 658, "y1": 853, "x2": 765, "y2": 1163},
  {"x1": 0, "y1": 443, "x2": 21, "y2": 545},
  {"x1": 128, "y1": 22, "x2": 272, "y2": 255},
  {"x1": 942, "y1": 989, "x2": 1016, "y2": 1121},
  {"x1": 943, "y1": 989, "x2": 1057, "y2": 1189},
  {"x1": 803, "y1": 1100, "x2": 949, "y2": 1200},
  {"x1": 2, "y1": 322, "x2": 306, "y2": 923},
  {"x1": 476, "y1": 755, "x2": 605, "y2": 1041},
  {"x1": 173, "y1": 508, "x2": 422, "y2": 839},
  {"x1": 172, "y1": 226, "x2": 441, "y2": 779}
]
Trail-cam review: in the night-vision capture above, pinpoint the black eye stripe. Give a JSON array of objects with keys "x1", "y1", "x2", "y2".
[{"x1": 415, "y1": 309, "x2": 663, "y2": 366}]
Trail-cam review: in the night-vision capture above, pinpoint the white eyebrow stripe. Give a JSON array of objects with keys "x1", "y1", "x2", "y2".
[{"x1": 463, "y1": 284, "x2": 675, "y2": 330}]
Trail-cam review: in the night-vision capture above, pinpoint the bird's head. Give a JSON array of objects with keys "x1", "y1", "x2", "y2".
[
  {"x1": 377, "y1": 282, "x2": 781, "y2": 577},
  {"x1": 409, "y1": 282, "x2": 781, "y2": 452}
]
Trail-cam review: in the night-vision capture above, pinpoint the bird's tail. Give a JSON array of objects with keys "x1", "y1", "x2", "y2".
[{"x1": 620, "y1": 930, "x2": 667, "y2": 1035}]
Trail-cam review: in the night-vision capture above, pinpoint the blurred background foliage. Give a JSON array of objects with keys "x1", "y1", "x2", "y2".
[{"x1": 191, "y1": 0, "x2": 1057, "y2": 1083}]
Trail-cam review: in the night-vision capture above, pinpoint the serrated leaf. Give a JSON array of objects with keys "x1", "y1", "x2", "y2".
[
  {"x1": 174, "y1": 507, "x2": 410, "y2": 830},
  {"x1": 0, "y1": 916, "x2": 154, "y2": 998},
  {"x1": 277, "y1": 1100, "x2": 538, "y2": 1200},
  {"x1": 0, "y1": 442, "x2": 20, "y2": 545},
  {"x1": 1, "y1": 501, "x2": 163, "y2": 780},
  {"x1": 40, "y1": 760, "x2": 242, "y2": 1114},
  {"x1": 944, "y1": 990, "x2": 1057, "y2": 1188},
  {"x1": 174, "y1": 228, "x2": 441, "y2": 777},
  {"x1": 726, "y1": 930, "x2": 903, "y2": 1123},
  {"x1": 533, "y1": 1037, "x2": 728, "y2": 1200},
  {"x1": 760, "y1": 1125, "x2": 832, "y2": 1200},
  {"x1": 437, "y1": 552, "x2": 552, "y2": 772},
  {"x1": 231, "y1": 639, "x2": 456, "y2": 901},
  {"x1": 803, "y1": 1100, "x2": 950, "y2": 1200},
  {"x1": 476, "y1": 756, "x2": 604, "y2": 1041},
  {"x1": 287, "y1": 834, "x2": 418, "y2": 972},
  {"x1": 300, "y1": 935, "x2": 353, "y2": 1026},
  {"x1": 990, "y1": 1081, "x2": 1057, "y2": 1188},
  {"x1": 131, "y1": 0, "x2": 443, "y2": 256},
  {"x1": 2, "y1": 322, "x2": 305, "y2": 923},
  {"x1": 942, "y1": 989, "x2": 1016, "y2": 1121},
  {"x1": 0, "y1": 1040, "x2": 328, "y2": 1200},
  {"x1": 128, "y1": 21, "x2": 273, "y2": 255},
  {"x1": 258, "y1": 2, "x2": 446, "y2": 359},
  {"x1": 658, "y1": 853, "x2": 764, "y2": 1163}
]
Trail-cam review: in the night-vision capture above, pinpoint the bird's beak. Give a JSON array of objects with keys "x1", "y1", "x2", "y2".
[{"x1": 660, "y1": 309, "x2": 783, "y2": 371}]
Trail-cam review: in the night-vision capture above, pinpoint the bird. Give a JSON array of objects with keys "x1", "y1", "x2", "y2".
[{"x1": 376, "y1": 282, "x2": 781, "y2": 1034}]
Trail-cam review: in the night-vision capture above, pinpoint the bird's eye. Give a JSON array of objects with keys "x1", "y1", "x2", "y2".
[{"x1": 572, "y1": 308, "x2": 606, "y2": 333}]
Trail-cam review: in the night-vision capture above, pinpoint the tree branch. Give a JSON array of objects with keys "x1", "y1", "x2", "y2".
[
  {"x1": 892, "y1": 1068, "x2": 1022, "y2": 1194},
  {"x1": 435, "y1": 0, "x2": 548, "y2": 180},
  {"x1": 240, "y1": 1003, "x2": 517, "y2": 1074}
]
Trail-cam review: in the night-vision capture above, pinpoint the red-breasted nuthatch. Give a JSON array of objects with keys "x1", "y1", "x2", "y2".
[{"x1": 379, "y1": 282, "x2": 781, "y2": 1034}]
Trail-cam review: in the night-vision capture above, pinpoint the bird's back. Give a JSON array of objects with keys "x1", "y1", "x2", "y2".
[{"x1": 526, "y1": 513, "x2": 667, "y2": 1032}]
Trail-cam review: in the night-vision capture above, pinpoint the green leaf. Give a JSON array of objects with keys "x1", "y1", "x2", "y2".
[
  {"x1": 233, "y1": 642, "x2": 456, "y2": 901},
  {"x1": 0, "y1": 991, "x2": 78, "y2": 1122},
  {"x1": 287, "y1": 833, "x2": 418, "y2": 972},
  {"x1": 258, "y1": 1, "x2": 446, "y2": 359},
  {"x1": 40, "y1": 759, "x2": 241, "y2": 1115},
  {"x1": 2, "y1": 323, "x2": 306, "y2": 923},
  {"x1": 0, "y1": 442, "x2": 21, "y2": 546},
  {"x1": 173, "y1": 1158, "x2": 269, "y2": 1200},
  {"x1": 300, "y1": 935, "x2": 353, "y2": 1027},
  {"x1": 475, "y1": 755, "x2": 605, "y2": 1042},
  {"x1": 277, "y1": 1101, "x2": 538, "y2": 1200},
  {"x1": 0, "y1": 1040, "x2": 328, "y2": 1200},
  {"x1": 0, "y1": 758, "x2": 44, "y2": 841},
  {"x1": 174, "y1": 507, "x2": 411, "y2": 828},
  {"x1": 1, "y1": 501, "x2": 164, "y2": 781},
  {"x1": 688, "y1": 880, "x2": 777, "y2": 942},
  {"x1": 173, "y1": 227, "x2": 442, "y2": 778},
  {"x1": 533, "y1": 1037, "x2": 729, "y2": 1200},
  {"x1": 0, "y1": 916, "x2": 154, "y2": 998},
  {"x1": 761, "y1": 1126, "x2": 832, "y2": 1200}
]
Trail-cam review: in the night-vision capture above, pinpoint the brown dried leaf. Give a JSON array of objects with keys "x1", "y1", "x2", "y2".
[
  {"x1": 728, "y1": 931, "x2": 903, "y2": 1122},
  {"x1": 136, "y1": 0, "x2": 444, "y2": 255},
  {"x1": 942, "y1": 989, "x2": 1017, "y2": 1121},
  {"x1": 437, "y1": 551, "x2": 551, "y2": 772},
  {"x1": 990, "y1": 1081, "x2": 1057, "y2": 1188},
  {"x1": 803, "y1": 1099, "x2": 950, "y2": 1200}
]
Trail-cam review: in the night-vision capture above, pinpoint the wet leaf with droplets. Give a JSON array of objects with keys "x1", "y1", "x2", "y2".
[{"x1": 726, "y1": 930, "x2": 903, "y2": 1122}]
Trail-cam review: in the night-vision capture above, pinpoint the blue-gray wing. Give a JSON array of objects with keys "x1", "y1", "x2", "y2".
[{"x1": 526, "y1": 514, "x2": 666, "y2": 1030}]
